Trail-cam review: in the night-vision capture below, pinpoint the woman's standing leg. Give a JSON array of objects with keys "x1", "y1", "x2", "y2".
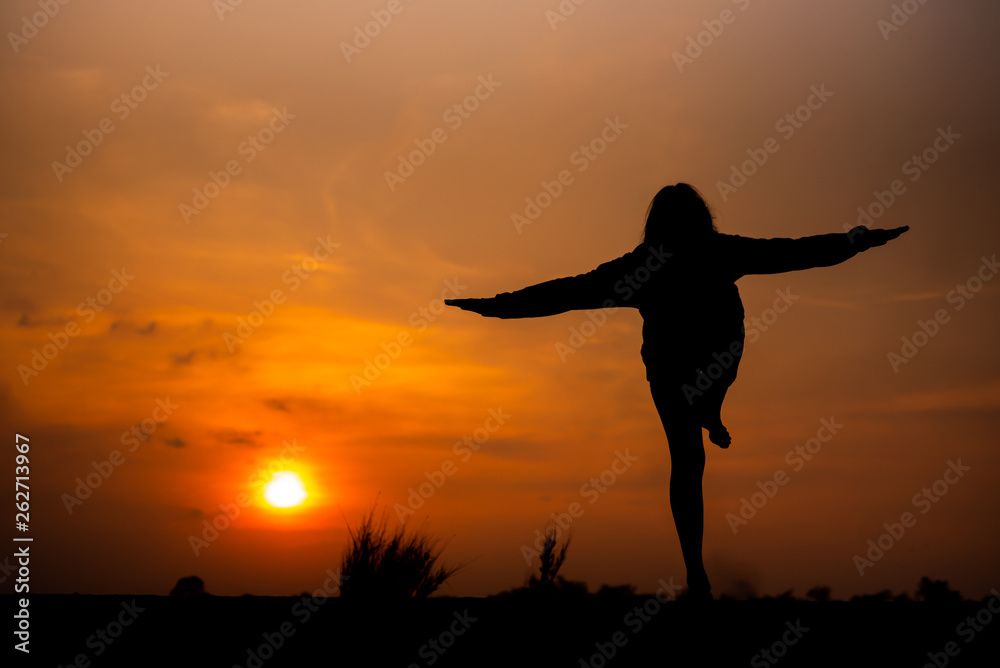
[{"x1": 650, "y1": 380, "x2": 711, "y2": 597}]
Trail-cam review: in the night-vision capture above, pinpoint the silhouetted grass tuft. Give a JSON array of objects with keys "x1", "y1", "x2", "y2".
[
  {"x1": 339, "y1": 505, "x2": 462, "y2": 600},
  {"x1": 497, "y1": 523, "x2": 583, "y2": 598},
  {"x1": 534, "y1": 524, "x2": 572, "y2": 588}
]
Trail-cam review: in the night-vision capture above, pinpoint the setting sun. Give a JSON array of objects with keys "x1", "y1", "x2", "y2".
[
  {"x1": 3, "y1": 7, "x2": 1000, "y2": 668},
  {"x1": 263, "y1": 471, "x2": 309, "y2": 508}
]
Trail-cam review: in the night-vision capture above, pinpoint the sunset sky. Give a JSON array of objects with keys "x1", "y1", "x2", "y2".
[{"x1": 2, "y1": 0, "x2": 999, "y2": 600}]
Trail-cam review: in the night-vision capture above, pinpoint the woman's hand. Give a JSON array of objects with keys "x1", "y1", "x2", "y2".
[
  {"x1": 850, "y1": 225, "x2": 910, "y2": 250},
  {"x1": 445, "y1": 298, "x2": 503, "y2": 317}
]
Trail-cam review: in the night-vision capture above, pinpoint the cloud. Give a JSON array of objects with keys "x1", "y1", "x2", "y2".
[
  {"x1": 215, "y1": 429, "x2": 263, "y2": 448},
  {"x1": 17, "y1": 313, "x2": 69, "y2": 328},
  {"x1": 110, "y1": 320, "x2": 158, "y2": 335},
  {"x1": 172, "y1": 350, "x2": 196, "y2": 365},
  {"x1": 264, "y1": 398, "x2": 289, "y2": 412},
  {"x1": 869, "y1": 379, "x2": 1000, "y2": 413}
]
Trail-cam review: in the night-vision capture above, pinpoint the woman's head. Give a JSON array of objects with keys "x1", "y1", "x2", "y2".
[{"x1": 641, "y1": 183, "x2": 716, "y2": 248}]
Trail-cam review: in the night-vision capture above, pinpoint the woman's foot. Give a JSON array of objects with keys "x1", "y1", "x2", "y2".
[
  {"x1": 681, "y1": 570, "x2": 712, "y2": 599},
  {"x1": 706, "y1": 420, "x2": 731, "y2": 449},
  {"x1": 695, "y1": 402, "x2": 731, "y2": 449}
]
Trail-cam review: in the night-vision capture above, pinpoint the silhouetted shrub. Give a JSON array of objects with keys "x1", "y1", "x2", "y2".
[
  {"x1": 339, "y1": 506, "x2": 461, "y2": 600},
  {"x1": 170, "y1": 576, "x2": 206, "y2": 596},
  {"x1": 806, "y1": 586, "x2": 831, "y2": 602},
  {"x1": 916, "y1": 577, "x2": 962, "y2": 603},
  {"x1": 761, "y1": 588, "x2": 795, "y2": 601}
]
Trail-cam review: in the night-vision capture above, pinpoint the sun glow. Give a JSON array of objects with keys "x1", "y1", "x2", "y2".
[{"x1": 263, "y1": 471, "x2": 309, "y2": 508}]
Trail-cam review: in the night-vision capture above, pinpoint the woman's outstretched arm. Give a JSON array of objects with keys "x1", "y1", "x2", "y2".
[
  {"x1": 724, "y1": 225, "x2": 909, "y2": 277},
  {"x1": 446, "y1": 247, "x2": 658, "y2": 318}
]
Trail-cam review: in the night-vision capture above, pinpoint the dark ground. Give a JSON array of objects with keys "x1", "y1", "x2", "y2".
[{"x1": 7, "y1": 593, "x2": 1000, "y2": 667}]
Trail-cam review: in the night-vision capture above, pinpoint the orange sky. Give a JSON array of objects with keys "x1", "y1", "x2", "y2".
[{"x1": 2, "y1": 0, "x2": 999, "y2": 599}]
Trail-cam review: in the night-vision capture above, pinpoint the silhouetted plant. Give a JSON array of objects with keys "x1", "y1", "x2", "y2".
[
  {"x1": 554, "y1": 576, "x2": 590, "y2": 596},
  {"x1": 170, "y1": 575, "x2": 206, "y2": 596},
  {"x1": 528, "y1": 524, "x2": 572, "y2": 589},
  {"x1": 806, "y1": 586, "x2": 831, "y2": 602},
  {"x1": 725, "y1": 579, "x2": 758, "y2": 601},
  {"x1": 339, "y1": 505, "x2": 461, "y2": 600},
  {"x1": 916, "y1": 577, "x2": 961, "y2": 603}
]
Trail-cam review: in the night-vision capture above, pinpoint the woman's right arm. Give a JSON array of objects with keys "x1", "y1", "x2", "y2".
[{"x1": 446, "y1": 248, "x2": 654, "y2": 318}]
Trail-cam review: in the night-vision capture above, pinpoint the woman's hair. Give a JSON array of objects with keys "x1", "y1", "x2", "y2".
[{"x1": 641, "y1": 183, "x2": 717, "y2": 248}]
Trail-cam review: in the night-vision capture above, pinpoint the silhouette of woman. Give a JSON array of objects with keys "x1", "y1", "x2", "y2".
[{"x1": 446, "y1": 183, "x2": 908, "y2": 599}]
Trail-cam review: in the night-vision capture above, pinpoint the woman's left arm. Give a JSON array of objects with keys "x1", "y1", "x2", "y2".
[{"x1": 724, "y1": 226, "x2": 909, "y2": 277}]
